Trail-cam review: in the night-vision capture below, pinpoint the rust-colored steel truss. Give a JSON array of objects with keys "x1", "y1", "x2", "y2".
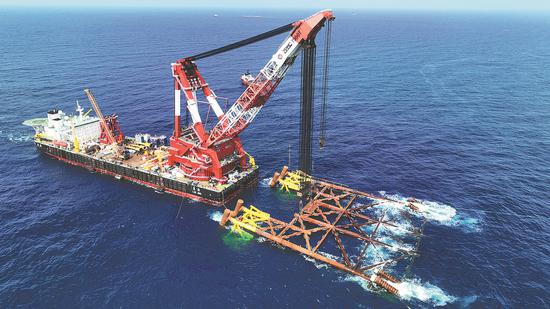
[{"x1": 220, "y1": 176, "x2": 426, "y2": 295}]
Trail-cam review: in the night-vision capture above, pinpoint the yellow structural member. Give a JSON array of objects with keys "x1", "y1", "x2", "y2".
[
  {"x1": 126, "y1": 144, "x2": 148, "y2": 152},
  {"x1": 72, "y1": 126, "x2": 80, "y2": 152},
  {"x1": 125, "y1": 141, "x2": 152, "y2": 152},
  {"x1": 34, "y1": 132, "x2": 47, "y2": 141},
  {"x1": 229, "y1": 205, "x2": 270, "y2": 235},
  {"x1": 155, "y1": 150, "x2": 165, "y2": 161},
  {"x1": 141, "y1": 149, "x2": 168, "y2": 170},
  {"x1": 136, "y1": 142, "x2": 151, "y2": 148},
  {"x1": 83, "y1": 109, "x2": 93, "y2": 117},
  {"x1": 277, "y1": 170, "x2": 311, "y2": 193},
  {"x1": 244, "y1": 151, "x2": 256, "y2": 167},
  {"x1": 141, "y1": 151, "x2": 167, "y2": 171}
]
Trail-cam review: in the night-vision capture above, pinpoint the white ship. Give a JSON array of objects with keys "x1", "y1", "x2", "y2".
[{"x1": 24, "y1": 102, "x2": 101, "y2": 148}]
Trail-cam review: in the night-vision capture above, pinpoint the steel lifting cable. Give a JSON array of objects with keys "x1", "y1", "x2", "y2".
[
  {"x1": 319, "y1": 20, "x2": 332, "y2": 148},
  {"x1": 175, "y1": 195, "x2": 185, "y2": 221},
  {"x1": 188, "y1": 23, "x2": 294, "y2": 61},
  {"x1": 178, "y1": 22, "x2": 294, "y2": 133}
]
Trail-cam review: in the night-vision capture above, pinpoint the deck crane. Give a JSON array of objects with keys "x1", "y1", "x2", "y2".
[
  {"x1": 84, "y1": 88, "x2": 125, "y2": 155},
  {"x1": 168, "y1": 10, "x2": 334, "y2": 183}
]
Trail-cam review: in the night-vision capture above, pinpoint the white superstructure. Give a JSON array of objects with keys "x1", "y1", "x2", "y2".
[{"x1": 40, "y1": 102, "x2": 101, "y2": 144}]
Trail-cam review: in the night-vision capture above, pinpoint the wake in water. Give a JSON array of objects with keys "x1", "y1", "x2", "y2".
[
  {"x1": 209, "y1": 210, "x2": 223, "y2": 223},
  {"x1": 341, "y1": 275, "x2": 457, "y2": 307},
  {"x1": 0, "y1": 130, "x2": 33, "y2": 143},
  {"x1": 259, "y1": 177, "x2": 272, "y2": 188},
  {"x1": 208, "y1": 191, "x2": 470, "y2": 307},
  {"x1": 378, "y1": 191, "x2": 481, "y2": 232},
  {"x1": 397, "y1": 278, "x2": 457, "y2": 307}
]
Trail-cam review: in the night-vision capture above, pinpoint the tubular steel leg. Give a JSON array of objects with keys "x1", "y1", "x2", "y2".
[{"x1": 227, "y1": 174, "x2": 429, "y2": 296}]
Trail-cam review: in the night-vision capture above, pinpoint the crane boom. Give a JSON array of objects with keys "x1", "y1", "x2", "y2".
[
  {"x1": 206, "y1": 10, "x2": 334, "y2": 147},
  {"x1": 167, "y1": 10, "x2": 334, "y2": 183},
  {"x1": 84, "y1": 89, "x2": 117, "y2": 145},
  {"x1": 84, "y1": 89, "x2": 122, "y2": 157}
]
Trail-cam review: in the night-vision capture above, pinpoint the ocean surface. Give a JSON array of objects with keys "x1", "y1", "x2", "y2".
[{"x1": 1, "y1": 8, "x2": 549, "y2": 308}]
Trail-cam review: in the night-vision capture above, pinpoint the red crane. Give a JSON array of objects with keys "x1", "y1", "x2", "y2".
[
  {"x1": 84, "y1": 88, "x2": 124, "y2": 145},
  {"x1": 168, "y1": 10, "x2": 334, "y2": 183}
]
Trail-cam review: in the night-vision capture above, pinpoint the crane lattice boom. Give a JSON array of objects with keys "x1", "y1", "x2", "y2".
[
  {"x1": 167, "y1": 10, "x2": 334, "y2": 183},
  {"x1": 84, "y1": 89, "x2": 116, "y2": 145},
  {"x1": 206, "y1": 10, "x2": 334, "y2": 147}
]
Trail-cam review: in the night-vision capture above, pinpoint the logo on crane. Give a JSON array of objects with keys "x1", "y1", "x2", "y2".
[{"x1": 282, "y1": 42, "x2": 293, "y2": 53}]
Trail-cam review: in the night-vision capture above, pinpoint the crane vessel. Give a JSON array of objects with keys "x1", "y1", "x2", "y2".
[
  {"x1": 24, "y1": 11, "x2": 446, "y2": 299},
  {"x1": 25, "y1": 10, "x2": 335, "y2": 205}
]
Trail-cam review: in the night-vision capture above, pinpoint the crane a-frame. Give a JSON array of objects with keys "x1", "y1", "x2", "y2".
[{"x1": 168, "y1": 10, "x2": 334, "y2": 183}]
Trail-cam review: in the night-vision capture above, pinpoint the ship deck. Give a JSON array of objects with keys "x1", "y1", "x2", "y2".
[{"x1": 35, "y1": 138, "x2": 259, "y2": 199}]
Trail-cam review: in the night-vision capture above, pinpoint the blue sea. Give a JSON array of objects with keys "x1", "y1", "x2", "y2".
[{"x1": 1, "y1": 7, "x2": 549, "y2": 308}]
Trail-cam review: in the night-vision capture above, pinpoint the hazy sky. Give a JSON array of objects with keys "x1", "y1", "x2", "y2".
[{"x1": 1, "y1": 0, "x2": 550, "y2": 11}]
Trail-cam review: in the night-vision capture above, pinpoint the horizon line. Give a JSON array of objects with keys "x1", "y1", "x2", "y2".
[{"x1": 1, "y1": 4, "x2": 550, "y2": 12}]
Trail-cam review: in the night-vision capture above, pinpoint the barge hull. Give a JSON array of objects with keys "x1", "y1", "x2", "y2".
[{"x1": 36, "y1": 141, "x2": 259, "y2": 206}]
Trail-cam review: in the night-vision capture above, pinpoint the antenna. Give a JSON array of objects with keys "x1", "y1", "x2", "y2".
[{"x1": 76, "y1": 100, "x2": 84, "y2": 120}]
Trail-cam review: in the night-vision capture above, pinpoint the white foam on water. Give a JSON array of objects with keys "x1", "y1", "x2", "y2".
[
  {"x1": 378, "y1": 192, "x2": 456, "y2": 223},
  {"x1": 378, "y1": 192, "x2": 481, "y2": 232},
  {"x1": 208, "y1": 210, "x2": 223, "y2": 223},
  {"x1": 416, "y1": 200, "x2": 457, "y2": 223},
  {"x1": 301, "y1": 251, "x2": 348, "y2": 270},
  {"x1": 390, "y1": 242, "x2": 415, "y2": 253},
  {"x1": 259, "y1": 177, "x2": 272, "y2": 187},
  {"x1": 371, "y1": 234, "x2": 414, "y2": 256},
  {"x1": 396, "y1": 278, "x2": 457, "y2": 307},
  {"x1": 364, "y1": 245, "x2": 393, "y2": 264},
  {"x1": 381, "y1": 222, "x2": 415, "y2": 237},
  {"x1": 357, "y1": 223, "x2": 418, "y2": 266},
  {"x1": 211, "y1": 202, "x2": 455, "y2": 307},
  {"x1": 341, "y1": 275, "x2": 456, "y2": 307},
  {"x1": 318, "y1": 251, "x2": 342, "y2": 262},
  {"x1": 0, "y1": 130, "x2": 33, "y2": 143},
  {"x1": 302, "y1": 255, "x2": 330, "y2": 270}
]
